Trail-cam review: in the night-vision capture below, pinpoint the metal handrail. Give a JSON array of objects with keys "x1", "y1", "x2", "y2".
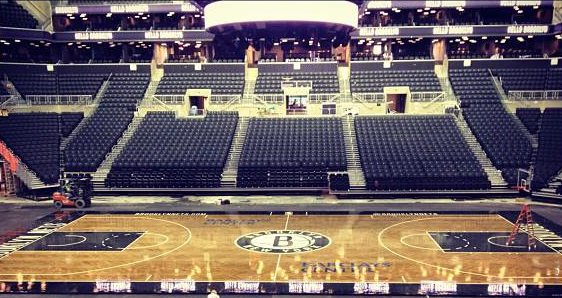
[
  {"x1": 187, "y1": 108, "x2": 206, "y2": 116},
  {"x1": 412, "y1": 91, "x2": 446, "y2": 102},
  {"x1": 281, "y1": 80, "x2": 313, "y2": 89},
  {"x1": 152, "y1": 94, "x2": 185, "y2": 105},
  {"x1": 507, "y1": 90, "x2": 562, "y2": 101},
  {"x1": 0, "y1": 140, "x2": 43, "y2": 188},
  {"x1": 0, "y1": 95, "x2": 13, "y2": 108},
  {"x1": 26, "y1": 94, "x2": 92, "y2": 105},
  {"x1": 309, "y1": 93, "x2": 340, "y2": 103},
  {"x1": 151, "y1": 94, "x2": 243, "y2": 105},
  {"x1": 253, "y1": 94, "x2": 284, "y2": 103},
  {"x1": 352, "y1": 93, "x2": 385, "y2": 103},
  {"x1": 210, "y1": 94, "x2": 242, "y2": 104}
]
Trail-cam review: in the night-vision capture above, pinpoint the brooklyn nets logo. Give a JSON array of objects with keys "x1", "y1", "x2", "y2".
[{"x1": 235, "y1": 230, "x2": 331, "y2": 254}]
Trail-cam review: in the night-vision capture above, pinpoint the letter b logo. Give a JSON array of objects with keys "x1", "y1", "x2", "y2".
[
  {"x1": 236, "y1": 230, "x2": 331, "y2": 254},
  {"x1": 272, "y1": 236, "x2": 293, "y2": 247}
]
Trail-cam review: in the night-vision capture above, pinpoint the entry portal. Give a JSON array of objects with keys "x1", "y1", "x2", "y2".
[
  {"x1": 383, "y1": 86, "x2": 410, "y2": 114},
  {"x1": 386, "y1": 93, "x2": 407, "y2": 113},
  {"x1": 282, "y1": 80, "x2": 312, "y2": 116},
  {"x1": 189, "y1": 96, "x2": 205, "y2": 116},
  {"x1": 286, "y1": 95, "x2": 307, "y2": 115}
]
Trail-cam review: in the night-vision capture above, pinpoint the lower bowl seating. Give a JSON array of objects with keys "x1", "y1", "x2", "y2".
[
  {"x1": 355, "y1": 115, "x2": 491, "y2": 190},
  {"x1": 237, "y1": 117, "x2": 347, "y2": 188},
  {"x1": 105, "y1": 111, "x2": 238, "y2": 188}
]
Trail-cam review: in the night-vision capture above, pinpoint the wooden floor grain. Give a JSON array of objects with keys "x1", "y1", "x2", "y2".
[{"x1": 0, "y1": 214, "x2": 560, "y2": 285}]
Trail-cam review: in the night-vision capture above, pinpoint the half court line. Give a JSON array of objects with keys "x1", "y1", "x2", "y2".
[{"x1": 273, "y1": 213, "x2": 291, "y2": 281}]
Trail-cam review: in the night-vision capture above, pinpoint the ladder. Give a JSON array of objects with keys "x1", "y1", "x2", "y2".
[
  {"x1": 506, "y1": 203, "x2": 536, "y2": 250},
  {"x1": 1, "y1": 161, "x2": 16, "y2": 196}
]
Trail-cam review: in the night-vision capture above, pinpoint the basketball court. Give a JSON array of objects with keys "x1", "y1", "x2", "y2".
[{"x1": 0, "y1": 210, "x2": 561, "y2": 295}]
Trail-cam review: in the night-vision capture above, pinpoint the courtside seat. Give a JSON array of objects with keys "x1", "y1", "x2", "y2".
[{"x1": 329, "y1": 173, "x2": 350, "y2": 191}]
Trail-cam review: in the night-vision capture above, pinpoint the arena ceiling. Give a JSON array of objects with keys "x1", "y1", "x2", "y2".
[{"x1": 193, "y1": 0, "x2": 364, "y2": 9}]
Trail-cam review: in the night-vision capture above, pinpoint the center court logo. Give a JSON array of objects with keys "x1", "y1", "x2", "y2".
[{"x1": 235, "y1": 230, "x2": 331, "y2": 254}]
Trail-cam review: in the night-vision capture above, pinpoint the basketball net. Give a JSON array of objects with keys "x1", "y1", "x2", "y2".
[{"x1": 506, "y1": 203, "x2": 537, "y2": 250}]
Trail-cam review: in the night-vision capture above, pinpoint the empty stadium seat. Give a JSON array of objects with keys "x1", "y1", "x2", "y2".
[
  {"x1": 449, "y1": 68, "x2": 532, "y2": 185},
  {"x1": 0, "y1": 113, "x2": 60, "y2": 184},
  {"x1": 462, "y1": 105, "x2": 532, "y2": 172},
  {"x1": 8, "y1": 74, "x2": 58, "y2": 97},
  {"x1": 255, "y1": 71, "x2": 339, "y2": 94},
  {"x1": 58, "y1": 74, "x2": 108, "y2": 96},
  {"x1": 355, "y1": 115, "x2": 490, "y2": 190},
  {"x1": 493, "y1": 68, "x2": 548, "y2": 92},
  {"x1": 329, "y1": 173, "x2": 350, "y2": 191},
  {"x1": 237, "y1": 117, "x2": 347, "y2": 188},
  {"x1": 0, "y1": 0, "x2": 38, "y2": 29},
  {"x1": 350, "y1": 69, "x2": 441, "y2": 93},
  {"x1": 64, "y1": 73, "x2": 150, "y2": 172},
  {"x1": 7, "y1": 72, "x2": 108, "y2": 99},
  {"x1": 516, "y1": 108, "x2": 541, "y2": 134},
  {"x1": 532, "y1": 108, "x2": 562, "y2": 189},
  {"x1": 486, "y1": 68, "x2": 562, "y2": 93},
  {"x1": 449, "y1": 69, "x2": 501, "y2": 106},
  {"x1": 106, "y1": 111, "x2": 238, "y2": 188},
  {"x1": 546, "y1": 68, "x2": 562, "y2": 90},
  {"x1": 156, "y1": 72, "x2": 244, "y2": 95},
  {"x1": 0, "y1": 86, "x2": 10, "y2": 97},
  {"x1": 60, "y1": 112, "x2": 84, "y2": 137}
]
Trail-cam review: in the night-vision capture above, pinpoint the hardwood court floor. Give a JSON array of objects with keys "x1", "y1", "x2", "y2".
[{"x1": 0, "y1": 213, "x2": 561, "y2": 285}]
